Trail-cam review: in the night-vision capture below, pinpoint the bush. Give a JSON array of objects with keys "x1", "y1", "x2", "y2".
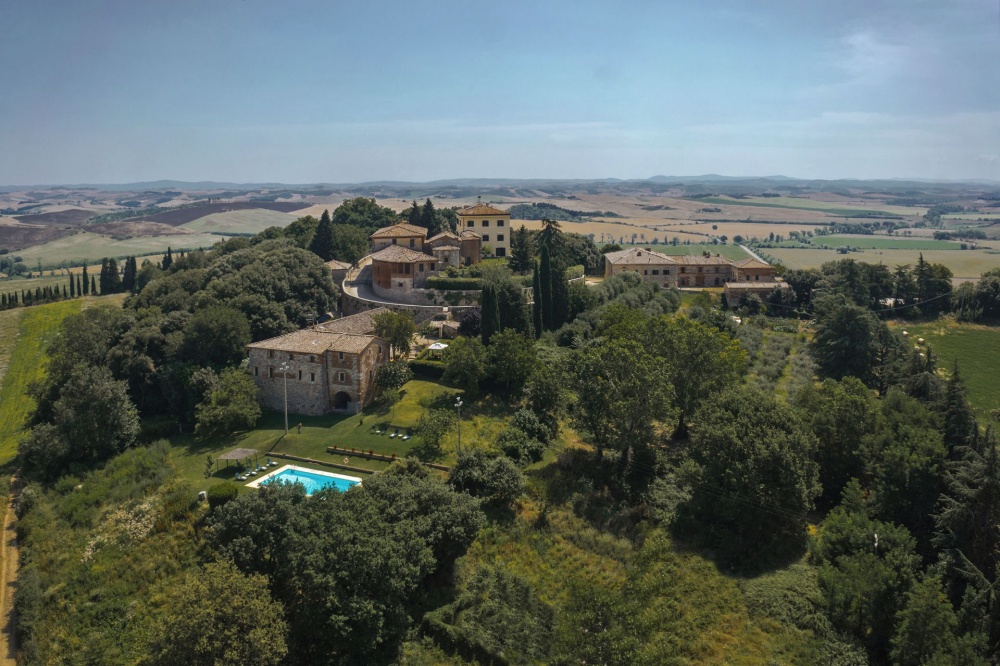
[
  {"x1": 448, "y1": 451, "x2": 525, "y2": 509},
  {"x1": 410, "y1": 358, "x2": 445, "y2": 379},
  {"x1": 496, "y1": 427, "x2": 545, "y2": 465},
  {"x1": 426, "y1": 276, "x2": 482, "y2": 290},
  {"x1": 564, "y1": 264, "x2": 585, "y2": 280},
  {"x1": 511, "y1": 408, "x2": 552, "y2": 444},
  {"x1": 207, "y1": 481, "x2": 240, "y2": 509}
]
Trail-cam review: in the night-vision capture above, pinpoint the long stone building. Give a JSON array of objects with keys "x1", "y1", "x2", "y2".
[
  {"x1": 247, "y1": 308, "x2": 390, "y2": 416},
  {"x1": 603, "y1": 247, "x2": 781, "y2": 289}
]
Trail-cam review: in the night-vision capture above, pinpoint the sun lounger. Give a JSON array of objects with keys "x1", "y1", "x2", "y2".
[
  {"x1": 402, "y1": 434, "x2": 411, "y2": 441},
  {"x1": 389, "y1": 431, "x2": 397, "y2": 439}
]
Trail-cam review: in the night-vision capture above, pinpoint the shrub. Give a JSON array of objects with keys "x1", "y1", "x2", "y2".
[
  {"x1": 511, "y1": 408, "x2": 551, "y2": 444},
  {"x1": 496, "y1": 427, "x2": 545, "y2": 465},
  {"x1": 448, "y1": 451, "x2": 525, "y2": 509},
  {"x1": 410, "y1": 358, "x2": 445, "y2": 379},
  {"x1": 207, "y1": 481, "x2": 240, "y2": 509},
  {"x1": 426, "y1": 276, "x2": 482, "y2": 290}
]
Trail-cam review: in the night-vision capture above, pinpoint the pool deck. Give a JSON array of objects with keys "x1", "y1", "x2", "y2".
[{"x1": 245, "y1": 464, "x2": 363, "y2": 490}]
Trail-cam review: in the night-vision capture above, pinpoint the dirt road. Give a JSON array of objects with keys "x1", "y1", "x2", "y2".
[{"x1": 0, "y1": 479, "x2": 18, "y2": 665}]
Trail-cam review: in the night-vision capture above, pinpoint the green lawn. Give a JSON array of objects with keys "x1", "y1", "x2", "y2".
[
  {"x1": 895, "y1": 321, "x2": 1000, "y2": 420},
  {"x1": 168, "y1": 379, "x2": 514, "y2": 490},
  {"x1": 0, "y1": 308, "x2": 24, "y2": 389},
  {"x1": 0, "y1": 299, "x2": 82, "y2": 463}
]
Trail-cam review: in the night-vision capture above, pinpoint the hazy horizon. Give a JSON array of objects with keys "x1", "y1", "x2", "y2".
[{"x1": 2, "y1": 0, "x2": 998, "y2": 185}]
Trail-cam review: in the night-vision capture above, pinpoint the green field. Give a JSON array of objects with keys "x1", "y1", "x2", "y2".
[
  {"x1": 778, "y1": 235, "x2": 964, "y2": 251},
  {"x1": 893, "y1": 321, "x2": 1000, "y2": 420},
  {"x1": 0, "y1": 308, "x2": 24, "y2": 389},
  {"x1": 630, "y1": 242, "x2": 751, "y2": 261},
  {"x1": 0, "y1": 272, "x2": 78, "y2": 295},
  {"x1": 0, "y1": 299, "x2": 82, "y2": 464},
  {"x1": 15, "y1": 230, "x2": 229, "y2": 268},
  {"x1": 766, "y1": 247, "x2": 1000, "y2": 279},
  {"x1": 180, "y1": 208, "x2": 297, "y2": 234},
  {"x1": 691, "y1": 196, "x2": 912, "y2": 218},
  {"x1": 168, "y1": 379, "x2": 515, "y2": 489}
]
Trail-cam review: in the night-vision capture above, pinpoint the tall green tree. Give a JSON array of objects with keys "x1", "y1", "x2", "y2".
[
  {"x1": 508, "y1": 225, "x2": 534, "y2": 274},
  {"x1": 643, "y1": 314, "x2": 748, "y2": 438},
  {"x1": 420, "y1": 198, "x2": 437, "y2": 233},
  {"x1": 179, "y1": 305, "x2": 252, "y2": 369},
  {"x1": 68, "y1": 274, "x2": 75, "y2": 297},
  {"x1": 162, "y1": 247, "x2": 173, "y2": 271},
  {"x1": 122, "y1": 256, "x2": 137, "y2": 293},
  {"x1": 812, "y1": 297, "x2": 903, "y2": 389},
  {"x1": 407, "y1": 200, "x2": 421, "y2": 225},
  {"x1": 332, "y1": 197, "x2": 400, "y2": 231},
  {"x1": 195, "y1": 367, "x2": 262, "y2": 436},
  {"x1": 107, "y1": 257, "x2": 121, "y2": 293},
  {"x1": 480, "y1": 284, "x2": 500, "y2": 345},
  {"x1": 143, "y1": 561, "x2": 288, "y2": 666},
  {"x1": 943, "y1": 361, "x2": 979, "y2": 456},
  {"x1": 539, "y1": 245, "x2": 554, "y2": 331},
  {"x1": 487, "y1": 329, "x2": 536, "y2": 395},
  {"x1": 308, "y1": 212, "x2": 335, "y2": 261},
  {"x1": 531, "y1": 263, "x2": 542, "y2": 338},
  {"x1": 372, "y1": 310, "x2": 416, "y2": 360},
  {"x1": 442, "y1": 336, "x2": 488, "y2": 395},
  {"x1": 685, "y1": 385, "x2": 820, "y2": 564},
  {"x1": 329, "y1": 224, "x2": 369, "y2": 265}
]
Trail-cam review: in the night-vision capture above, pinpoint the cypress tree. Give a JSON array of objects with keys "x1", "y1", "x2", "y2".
[
  {"x1": 407, "y1": 200, "x2": 421, "y2": 226},
  {"x1": 91, "y1": 276, "x2": 96, "y2": 294},
  {"x1": 107, "y1": 257, "x2": 122, "y2": 293},
  {"x1": 122, "y1": 256, "x2": 136, "y2": 293},
  {"x1": 509, "y1": 225, "x2": 534, "y2": 274},
  {"x1": 99, "y1": 258, "x2": 110, "y2": 295},
  {"x1": 531, "y1": 264, "x2": 542, "y2": 339},
  {"x1": 320, "y1": 209, "x2": 331, "y2": 227},
  {"x1": 420, "y1": 198, "x2": 437, "y2": 234},
  {"x1": 69, "y1": 274, "x2": 75, "y2": 297},
  {"x1": 539, "y1": 245, "x2": 554, "y2": 331},
  {"x1": 34, "y1": 287, "x2": 40, "y2": 301},
  {"x1": 943, "y1": 361, "x2": 978, "y2": 457},
  {"x1": 552, "y1": 262, "x2": 569, "y2": 329},
  {"x1": 82, "y1": 264, "x2": 89, "y2": 295},
  {"x1": 480, "y1": 284, "x2": 500, "y2": 345},
  {"x1": 62, "y1": 284, "x2": 67, "y2": 298},
  {"x1": 1, "y1": 293, "x2": 6, "y2": 307},
  {"x1": 308, "y1": 215, "x2": 335, "y2": 261},
  {"x1": 162, "y1": 247, "x2": 173, "y2": 271}
]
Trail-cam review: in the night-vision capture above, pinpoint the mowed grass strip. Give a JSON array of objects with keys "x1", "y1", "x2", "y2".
[
  {"x1": 0, "y1": 308, "x2": 24, "y2": 389},
  {"x1": 0, "y1": 299, "x2": 82, "y2": 463}
]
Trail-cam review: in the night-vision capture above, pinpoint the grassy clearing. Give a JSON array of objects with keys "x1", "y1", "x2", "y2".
[
  {"x1": 766, "y1": 247, "x2": 1000, "y2": 278},
  {"x1": 0, "y1": 299, "x2": 82, "y2": 464},
  {"x1": 179, "y1": 208, "x2": 297, "y2": 234},
  {"x1": 0, "y1": 308, "x2": 24, "y2": 389},
  {"x1": 15, "y1": 231, "x2": 228, "y2": 268},
  {"x1": 894, "y1": 320, "x2": 1000, "y2": 420},
  {"x1": 168, "y1": 379, "x2": 518, "y2": 489}
]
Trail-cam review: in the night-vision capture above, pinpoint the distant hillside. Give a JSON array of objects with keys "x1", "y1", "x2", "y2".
[{"x1": 508, "y1": 202, "x2": 623, "y2": 221}]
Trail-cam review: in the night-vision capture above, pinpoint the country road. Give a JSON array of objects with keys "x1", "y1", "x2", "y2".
[{"x1": 0, "y1": 479, "x2": 17, "y2": 666}]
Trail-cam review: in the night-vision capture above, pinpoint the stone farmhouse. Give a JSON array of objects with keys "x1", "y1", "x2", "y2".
[
  {"x1": 603, "y1": 248, "x2": 785, "y2": 298},
  {"x1": 247, "y1": 308, "x2": 390, "y2": 416}
]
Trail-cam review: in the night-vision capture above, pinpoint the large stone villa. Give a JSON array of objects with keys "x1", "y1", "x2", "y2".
[
  {"x1": 603, "y1": 246, "x2": 786, "y2": 301},
  {"x1": 247, "y1": 308, "x2": 390, "y2": 415}
]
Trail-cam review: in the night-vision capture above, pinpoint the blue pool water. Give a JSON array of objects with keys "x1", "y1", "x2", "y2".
[{"x1": 262, "y1": 468, "x2": 360, "y2": 495}]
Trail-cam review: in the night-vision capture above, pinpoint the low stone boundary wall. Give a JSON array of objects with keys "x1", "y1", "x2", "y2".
[{"x1": 326, "y1": 445, "x2": 450, "y2": 472}]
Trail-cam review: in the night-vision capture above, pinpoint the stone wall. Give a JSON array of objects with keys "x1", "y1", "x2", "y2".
[
  {"x1": 606, "y1": 264, "x2": 678, "y2": 288},
  {"x1": 249, "y1": 348, "x2": 330, "y2": 416}
]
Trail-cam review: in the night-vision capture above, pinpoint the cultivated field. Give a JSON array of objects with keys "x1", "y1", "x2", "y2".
[
  {"x1": 657, "y1": 221, "x2": 833, "y2": 239},
  {"x1": 180, "y1": 208, "x2": 298, "y2": 234},
  {"x1": 765, "y1": 247, "x2": 1000, "y2": 279},
  {"x1": 14, "y1": 230, "x2": 227, "y2": 268},
  {"x1": 517, "y1": 218, "x2": 705, "y2": 243},
  {"x1": 139, "y1": 201, "x2": 307, "y2": 226},
  {"x1": 691, "y1": 195, "x2": 922, "y2": 218},
  {"x1": 779, "y1": 235, "x2": 965, "y2": 251}
]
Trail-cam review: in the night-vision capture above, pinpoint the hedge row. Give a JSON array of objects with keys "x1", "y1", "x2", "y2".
[
  {"x1": 410, "y1": 358, "x2": 445, "y2": 379},
  {"x1": 426, "y1": 276, "x2": 482, "y2": 290},
  {"x1": 565, "y1": 264, "x2": 585, "y2": 280}
]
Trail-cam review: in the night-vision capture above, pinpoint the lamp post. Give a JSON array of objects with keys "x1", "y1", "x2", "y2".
[
  {"x1": 455, "y1": 396, "x2": 463, "y2": 457},
  {"x1": 279, "y1": 361, "x2": 290, "y2": 435}
]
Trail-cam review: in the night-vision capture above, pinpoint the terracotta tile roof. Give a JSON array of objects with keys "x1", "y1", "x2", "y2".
[
  {"x1": 733, "y1": 258, "x2": 772, "y2": 269},
  {"x1": 325, "y1": 259, "x2": 352, "y2": 270},
  {"x1": 314, "y1": 308, "x2": 388, "y2": 335},
  {"x1": 431, "y1": 244, "x2": 461, "y2": 251},
  {"x1": 671, "y1": 254, "x2": 734, "y2": 266},
  {"x1": 370, "y1": 223, "x2": 428, "y2": 239},
  {"x1": 460, "y1": 230, "x2": 481, "y2": 240},
  {"x1": 370, "y1": 245, "x2": 439, "y2": 263},
  {"x1": 604, "y1": 248, "x2": 676, "y2": 265},
  {"x1": 457, "y1": 203, "x2": 510, "y2": 216},
  {"x1": 427, "y1": 231, "x2": 460, "y2": 243},
  {"x1": 248, "y1": 330, "x2": 377, "y2": 355},
  {"x1": 724, "y1": 281, "x2": 788, "y2": 289}
]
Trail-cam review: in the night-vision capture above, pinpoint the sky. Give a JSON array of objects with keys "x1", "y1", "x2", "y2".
[{"x1": 1, "y1": 0, "x2": 998, "y2": 184}]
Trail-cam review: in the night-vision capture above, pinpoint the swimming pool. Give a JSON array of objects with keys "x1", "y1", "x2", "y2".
[{"x1": 246, "y1": 465, "x2": 362, "y2": 495}]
